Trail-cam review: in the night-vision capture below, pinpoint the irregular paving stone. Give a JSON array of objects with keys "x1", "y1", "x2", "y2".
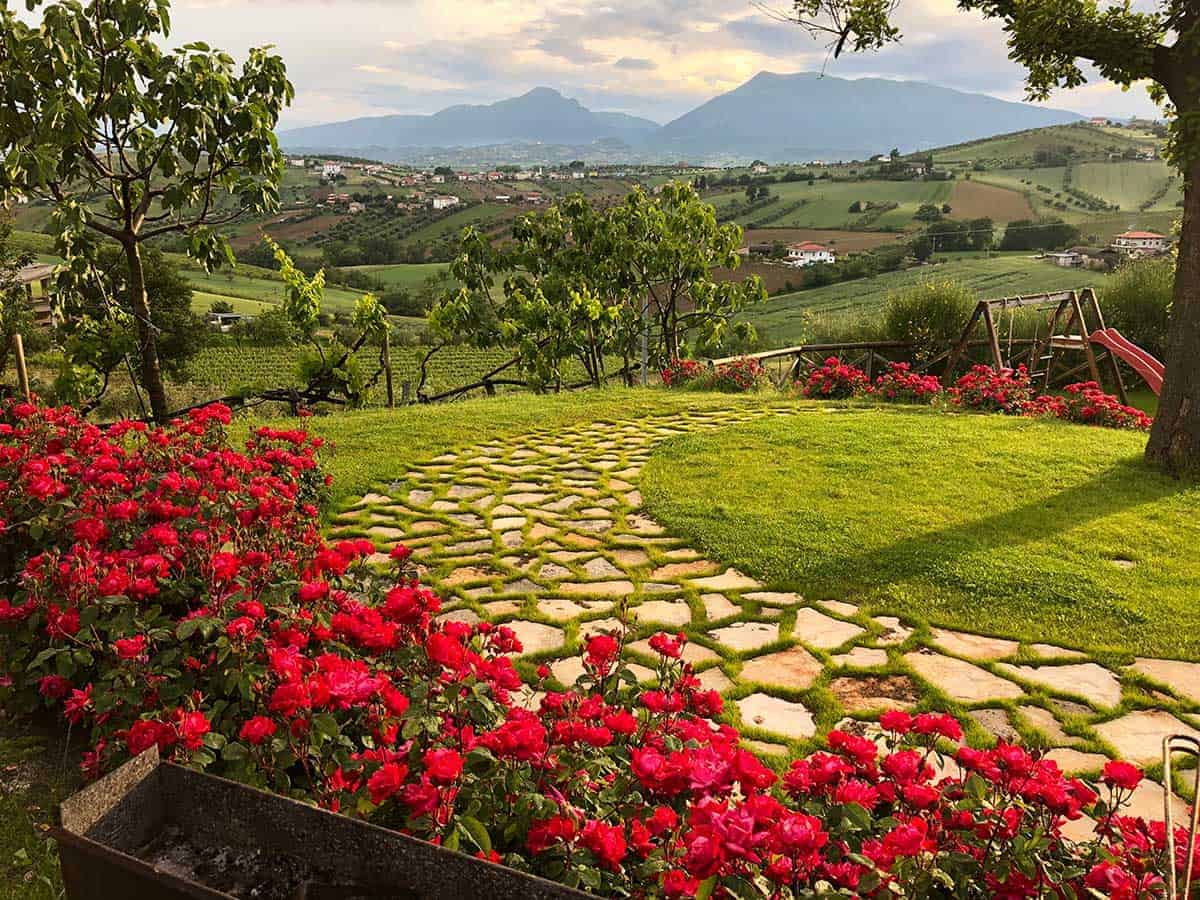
[
  {"x1": 744, "y1": 590, "x2": 804, "y2": 608},
  {"x1": 500, "y1": 531, "x2": 524, "y2": 548},
  {"x1": 527, "y1": 523, "x2": 557, "y2": 542},
  {"x1": 742, "y1": 739, "x2": 789, "y2": 756},
  {"x1": 449, "y1": 513, "x2": 484, "y2": 528},
  {"x1": 1045, "y1": 748, "x2": 1110, "y2": 774},
  {"x1": 625, "y1": 514, "x2": 664, "y2": 535},
  {"x1": 969, "y1": 708, "x2": 1021, "y2": 743},
  {"x1": 503, "y1": 492, "x2": 550, "y2": 506},
  {"x1": 660, "y1": 548, "x2": 701, "y2": 562},
  {"x1": 560, "y1": 533, "x2": 603, "y2": 549},
  {"x1": 873, "y1": 616, "x2": 914, "y2": 646},
  {"x1": 445, "y1": 539, "x2": 492, "y2": 555},
  {"x1": 1051, "y1": 698, "x2": 1094, "y2": 719},
  {"x1": 483, "y1": 600, "x2": 521, "y2": 617},
  {"x1": 356, "y1": 492, "x2": 394, "y2": 507},
  {"x1": 366, "y1": 526, "x2": 406, "y2": 541},
  {"x1": 831, "y1": 647, "x2": 889, "y2": 668},
  {"x1": 709, "y1": 621, "x2": 780, "y2": 652},
  {"x1": 537, "y1": 563, "x2": 572, "y2": 580},
  {"x1": 491, "y1": 504, "x2": 522, "y2": 517},
  {"x1": 409, "y1": 520, "x2": 444, "y2": 534},
  {"x1": 696, "y1": 668, "x2": 734, "y2": 693},
  {"x1": 1125, "y1": 778, "x2": 1190, "y2": 824},
  {"x1": 502, "y1": 578, "x2": 541, "y2": 595},
  {"x1": 903, "y1": 651, "x2": 1024, "y2": 703},
  {"x1": 442, "y1": 566, "x2": 497, "y2": 586},
  {"x1": 573, "y1": 519, "x2": 613, "y2": 534},
  {"x1": 625, "y1": 490, "x2": 644, "y2": 508},
  {"x1": 701, "y1": 593, "x2": 740, "y2": 621},
  {"x1": 793, "y1": 608, "x2": 866, "y2": 650},
  {"x1": 1131, "y1": 658, "x2": 1200, "y2": 705},
  {"x1": 436, "y1": 608, "x2": 481, "y2": 626},
  {"x1": 560, "y1": 579, "x2": 635, "y2": 597},
  {"x1": 820, "y1": 600, "x2": 859, "y2": 617},
  {"x1": 1018, "y1": 705, "x2": 1078, "y2": 746},
  {"x1": 737, "y1": 693, "x2": 817, "y2": 740},
  {"x1": 407, "y1": 489, "x2": 434, "y2": 505},
  {"x1": 642, "y1": 582, "x2": 680, "y2": 594},
  {"x1": 996, "y1": 663, "x2": 1123, "y2": 709},
  {"x1": 536, "y1": 598, "x2": 590, "y2": 621},
  {"x1": 739, "y1": 647, "x2": 824, "y2": 690},
  {"x1": 504, "y1": 621, "x2": 565, "y2": 656},
  {"x1": 830, "y1": 675, "x2": 921, "y2": 713},
  {"x1": 446, "y1": 485, "x2": 484, "y2": 499},
  {"x1": 632, "y1": 600, "x2": 692, "y2": 627},
  {"x1": 930, "y1": 628, "x2": 1019, "y2": 661},
  {"x1": 492, "y1": 517, "x2": 526, "y2": 531},
  {"x1": 691, "y1": 569, "x2": 763, "y2": 592},
  {"x1": 578, "y1": 618, "x2": 626, "y2": 641},
  {"x1": 583, "y1": 557, "x2": 625, "y2": 579},
  {"x1": 1094, "y1": 710, "x2": 1200, "y2": 763},
  {"x1": 430, "y1": 500, "x2": 459, "y2": 512},
  {"x1": 544, "y1": 495, "x2": 582, "y2": 512},
  {"x1": 650, "y1": 561, "x2": 720, "y2": 580},
  {"x1": 628, "y1": 638, "x2": 718, "y2": 665},
  {"x1": 611, "y1": 548, "x2": 650, "y2": 567}
]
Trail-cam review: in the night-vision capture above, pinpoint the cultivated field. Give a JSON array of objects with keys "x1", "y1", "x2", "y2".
[
  {"x1": 709, "y1": 179, "x2": 956, "y2": 230},
  {"x1": 932, "y1": 123, "x2": 1147, "y2": 165},
  {"x1": 740, "y1": 228, "x2": 908, "y2": 253},
  {"x1": 948, "y1": 179, "x2": 1035, "y2": 221},
  {"x1": 343, "y1": 262, "x2": 450, "y2": 289},
  {"x1": 1074, "y1": 160, "x2": 1182, "y2": 210}
]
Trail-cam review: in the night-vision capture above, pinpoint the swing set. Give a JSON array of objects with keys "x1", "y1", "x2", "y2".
[{"x1": 941, "y1": 288, "x2": 1164, "y2": 403}]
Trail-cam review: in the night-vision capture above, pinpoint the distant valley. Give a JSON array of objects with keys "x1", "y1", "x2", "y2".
[{"x1": 279, "y1": 72, "x2": 1082, "y2": 166}]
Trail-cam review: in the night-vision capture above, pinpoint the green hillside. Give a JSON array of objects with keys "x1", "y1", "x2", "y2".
[
  {"x1": 344, "y1": 262, "x2": 450, "y2": 289},
  {"x1": 932, "y1": 122, "x2": 1154, "y2": 165},
  {"x1": 708, "y1": 180, "x2": 954, "y2": 230},
  {"x1": 743, "y1": 255, "x2": 1109, "y2": 346}
]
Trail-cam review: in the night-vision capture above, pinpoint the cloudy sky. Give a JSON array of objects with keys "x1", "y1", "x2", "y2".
[{"x1": 167, "y1": 0, "x2": 1163, "y2": 128}]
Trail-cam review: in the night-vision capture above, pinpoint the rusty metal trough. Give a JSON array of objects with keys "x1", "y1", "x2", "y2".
[{"x1": 54, "y1": 748, "x2": 588, "y2": 900}]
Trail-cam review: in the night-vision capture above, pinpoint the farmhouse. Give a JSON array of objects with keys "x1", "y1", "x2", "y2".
[
  {"x1": 1112, "y1": 230, "x2": 1171, "y2": 256},
  {"x1": 786, "y1": 241, "x2": 836, "y2": 267},
  {"x1": 321, "y1": 162, "x2": 342, "y2": 180},
  {"x1": 1044, "y1": 250, "x2": 1083, "y2": 268},
  {"x1": 430, "y1": 195, "x2": 461, "y2": 210}
]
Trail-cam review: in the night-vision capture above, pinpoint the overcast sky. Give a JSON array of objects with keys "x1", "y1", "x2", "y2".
[{"x1": 166, "y1": 0, "x2": 1164, "y2": 128}]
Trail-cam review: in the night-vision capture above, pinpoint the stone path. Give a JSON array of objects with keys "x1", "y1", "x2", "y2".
[{"x1": 331, "y1": 408, "x2": 1200, "y2": 817}]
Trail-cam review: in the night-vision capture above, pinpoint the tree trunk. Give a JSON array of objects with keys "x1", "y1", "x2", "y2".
[
  {"x1": 1145, "y1": 154, "x2": 1200, "y2": 475},
  {"x1": 123, "y1": 241, "x2": 169, "y2": 422}
]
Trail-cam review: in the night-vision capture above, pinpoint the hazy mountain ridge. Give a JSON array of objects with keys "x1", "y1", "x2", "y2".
[{"x1": 279, "y1": 75, "x2": 1083, "y2": 164}]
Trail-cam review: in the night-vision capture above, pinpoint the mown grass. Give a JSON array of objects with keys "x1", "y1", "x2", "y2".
[
  {"x1": 643, "y1": 406, "x2": 1200, "y2": 661},
  {"x1": 0, "y1": 725, "x2": 75, "y2": 900}
]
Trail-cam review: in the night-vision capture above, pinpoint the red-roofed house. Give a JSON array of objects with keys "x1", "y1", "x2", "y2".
[
  {"x1": 1112, "y1": 230, "x2": 1171, "y2": 256},
  {"x1": 786, "y1": 241, "x2": 836, "y2": 267}
]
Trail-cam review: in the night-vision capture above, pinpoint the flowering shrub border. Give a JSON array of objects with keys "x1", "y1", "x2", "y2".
[
  {"x1": 872, "y1": 362, "x2": 943, "y2": 404},
  {"x1": 800, "y1": 357, "x2": 871, "y2": 399},
  {"x1": 0, "y1": 399, "x2": 1186, "y2": 897},
  {"x1": 661, "y1": 358, "x2": 767, "y2": 393}
]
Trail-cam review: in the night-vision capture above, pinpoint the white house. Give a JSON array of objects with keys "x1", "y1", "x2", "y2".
[
  {"x1": 347, "y1": 201, "x2": 366, "y2": 214},
  {"x1": 288, "y1": 157, "x2": 307, "y2": 168},
  {"x1": 430, "y1": 195, "x2": 460, "y2": 210},
  {"x1": 430, "y1": 174, "x2": 445, "y2": 184},
  {"x1": 786, "y1": 242, "x2": 836, "y2": 267},
  {"x1": 750, "y1": 163, "x2": 769, "y2": 175},
  {"x1": 1045, "y1": 250, "x2": 1083, "y2": 268},
  {"x1": 1112, "y1": 230, "x2": 1170, "y2": 256},
  {"x1": 322, "y1": 162, "x2": 342, "y2": 180}
]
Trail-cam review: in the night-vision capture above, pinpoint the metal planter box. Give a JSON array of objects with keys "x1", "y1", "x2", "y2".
[{"x1": 54, "y1": 748, "x2": 589, "y2": 900}]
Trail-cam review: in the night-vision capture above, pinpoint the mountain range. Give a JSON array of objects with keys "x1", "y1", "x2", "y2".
[{"x1": 278, "y1": 72, "x2": 1082, "y2": 165}]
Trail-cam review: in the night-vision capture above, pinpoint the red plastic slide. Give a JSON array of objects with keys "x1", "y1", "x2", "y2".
[{"x1": 1089, "y1": 328, "x2": 1164, "y2": 396}]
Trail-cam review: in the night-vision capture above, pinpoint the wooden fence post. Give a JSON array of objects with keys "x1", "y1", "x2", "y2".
[{"x1": 13, "y1": 333, "x2": 31, "y2": 402}]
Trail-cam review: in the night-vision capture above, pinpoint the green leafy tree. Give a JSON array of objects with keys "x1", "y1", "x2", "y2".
[
  {"x1": 0, "y1": 0, "x2": 293, "y2": 421},
  {"x1": 788, "y1": 0, "x2": 1200, "y2": 474},
  {"x1": 0, "y1": 216, "x2": 35, "y2": 377}
]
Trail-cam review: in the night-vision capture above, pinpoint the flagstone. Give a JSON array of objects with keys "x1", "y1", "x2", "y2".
[
  {"x1": 500, "y1": 531, "x2": 524, "y2": 548},
  {"x1": 625, "y1": 490, "x2": 643, "y2": 507},
  {"x1": 820, "y1": 600, "x2": 859, "y2": 617},
  {"x1": 626, "y1": 514, "x2": 665, "y2": 535},
  {"x1": 740, "y1": 647, "x2": 824, "y2": 690},
  {"x1": 831, "y1": 675, "x2": 921, "y2": 713},
  {"x1": 572, "y1": 519, "x2": 613, "y2": 533},
  {"x1": 483, "y1": 600, "x2": 521, "y2": 617},
  {"x1": 503, "y1": 492, "x2": 550, "y2": 506},
  {"x1": 709, "y1": 621, "x2": 780, "y2": 652},
  {"x1": 701, "y1": 593, "x2": 740, "y2": 621},
  {"x1": 660, "y1": 548, "x2": 701, "y2": 561},
  {"x1": 501, "y1": 578, "x2": 541, "y2": 595},
  {"x1": 463, "y1": 586, "x2": 495, "y2": 600},
  {"x1": 560, "y1": 579, "x2": 635, "y2": 597},
  {"x1": 696, "y1": 668, "x2": 734, "y2": 693},
  {"x1": 366, "y1": 525, "x2": 407, "y2": 540},
  {"x1": 537, "y1": 598, "x2": 591, "y2": 621},
  {"x1": 1130, "y1": 658, "x2": 1200, "y2": 705},
  {"x1": 831, "y1": 647, "x2": 889, "y2": 668},
  {"x1": 997, "y1": 662, "x2": 1123, "y2": 709},
  {"x1": 544, "y1": 495, "x2": 582, "y2": 512},
  {"x1": 442, "y1": 566, "x2": 497, "y2": 586},
  {"x1": 527, "y1": 523, "x2": 557, "y2": 542},
  {"x1": 447, "y1": 485, "x2": 485, "y2": 499},
  {"x1": 548, "y1": 550, "x2": 592, "y2": 563},
  {"x1": 1018, "y1": 705, "x2": 1078, "y2": 747},
  {"x1": 357, "y1": 492, "x2": 394, "y2": 507},
  {"x1": 793, "y1": 608, "x2": 866, "y2": 649},
  {"x1": 737, "y1": 693, "x2": 817, "y2": 740},
  {"x1": 873, "y1": 616, "x2": 914, "y2": 646},
  {"x1": 436, "y1": 608, "x2": 481, "y2": 626},
  {"x1": 449, "y1": 513, "x2": 484, "y2": 528},
  {"x1": 691, "y1": 569, "x2": 763, "y2": 592},
  {"x1": 930, "y1": 628, "x2": 1019, "y2": 661},
  {"x1": 1125, "y1": 778, "x2": 1188, "y2": 824},
  {"x1": 651, "y1": 560, "x2": 720, "y2": 580},
  {"x1": 969, "y1": 708, "x2": 1021, "y2": 743},
  {"x1": 445, "y1": 539, "x2": 493, "y2": 555},
  {"x1": 471, "y1": 496, "x2": 496, "y2": 511},
  {"x1": 579, "y1": 618, "x2": 626, "y2": 640},
  {"x1": 537, "y1": 563, "x2": 572, "y2": 580},
  {"x1": 1094, "y1": 710, "x2": 1200, "y2": 763},
  {"x1": 903, "y1": 651, "x2": 1024, "y2": 703},
  {"x1": 608, "y1": 479, "x2": 633, "y2": 491},
  {"x1": 505, "y1": 621, "x2": 565, "y2": 656},
  {"x1": 430, "y1": 500, "x2": 459, "y2": 512},
  {"x1": 492, "y1": 517, "x2": 526, "y2": 531},
  {"x1": 1045, "y1": 748, "x2": 1110, "y2": 774},
  {"x1": 611, "y1": 548, "x2": 650, "y2": 567},
  {"x1": 410, "y1": 520, "x2": 444, "y2": 533},
  {"x1": 742, "y1": 739, "x2": 789, "y2": 756},
  {"x1": 1028, "y1": 643, "x2": 1087, "y2": 660},
  {"x1": 744, "y1": 590, "x2": 804, "y2": 607},
  {"x1": 632, "y1": 600, "x2": 692, "y2": 627},
  {"x1": 561, "y1": 532, "x2": 604, "y2": 549}
]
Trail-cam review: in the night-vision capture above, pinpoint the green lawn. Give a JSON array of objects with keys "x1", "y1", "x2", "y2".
[
  {"x1": 745, "y1": 255, "x2": 1109, "y2": 345},
  {"x1": 643, "y1": 407, "x2": 1200, "y2": 661},
  {"x1": 343, "y1": 262, "x2": 449, "y2": 289}
]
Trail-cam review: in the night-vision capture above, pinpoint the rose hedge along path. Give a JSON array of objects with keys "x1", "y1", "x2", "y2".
[{"x1": 330, "y1": 407, "x2": 1200, "y2": 835}]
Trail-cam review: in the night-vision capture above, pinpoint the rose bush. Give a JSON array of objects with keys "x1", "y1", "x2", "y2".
[
  {"x1": 1051, "y1": 381, "x2": 1154, "y2": 431},
  {"x1": 710, "y1": 357, "x2": 767, "y2": 393},
  {"x1": 0, "y1": 398, "x2": 1190, "y2": 897},
  {"x1": 660, "y1": 358, "x2": 705, "y2": 388},
  {"x1": 872, "y1": 362, "x2": 943, "y2": 404},
  {"x1": 800, "y1": 357, "x2": 871, "y2": 399},
  {"x1": 949, "y1": 364, "x2": 1037, "y2": 414}
]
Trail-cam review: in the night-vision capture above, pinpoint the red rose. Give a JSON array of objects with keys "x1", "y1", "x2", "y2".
[
  {"x1": 423, "y1": 748, "x2": 464, "y2": 785},
  {"x1": 1101, "y1": 760, "x2": 1143, "y2": 791},
  {"x1": 239, "y1": 716, "x2": 277, "y2": 746},
  {"x1": 367, "y1": 762, "x2": 409, "y2": 805},
  {"x1": 580, "y1": 819, "x2": 626, "y2": 871},
  {"x1": 38, "y1": 674, "x2": 71, "y2": 700}
]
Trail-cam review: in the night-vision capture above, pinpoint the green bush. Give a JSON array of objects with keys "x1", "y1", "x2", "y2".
[
  {"x1": 1100, "y1": 256, "x2": 1173, "y2": 359},
  {"x1": 881, "y1": 278, "x2": 976, "y2": 361}
]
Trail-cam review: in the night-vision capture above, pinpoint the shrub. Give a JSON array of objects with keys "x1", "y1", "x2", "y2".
[
  {"x1": 1101, "y1": 257, "x2": 1173, "y2": 360},
  {"x1": 801, "y1": 357, "x2": 870, "y2": 398},
  {"x1": 873, "y1": 362, "x2": 943, "y2": 403},
  {"x1": 950, "y1": 364, "x2": 1036, "y2": 414},
  {"x1": 1048, "y1": 382, "x2": 1153, "y2": 431},
  {"x1": 881, "y1": 280, "x2": 976, "y2": 362},
  {"x1": 660, "y1": 358, "x2": 705, "y2": 387},
  {"x1": 1, "y1": 400, "x2": 1189, "y2": 896},
  {"x1": 710, "y1": 357, "x2": 767, "y2": 392}
]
